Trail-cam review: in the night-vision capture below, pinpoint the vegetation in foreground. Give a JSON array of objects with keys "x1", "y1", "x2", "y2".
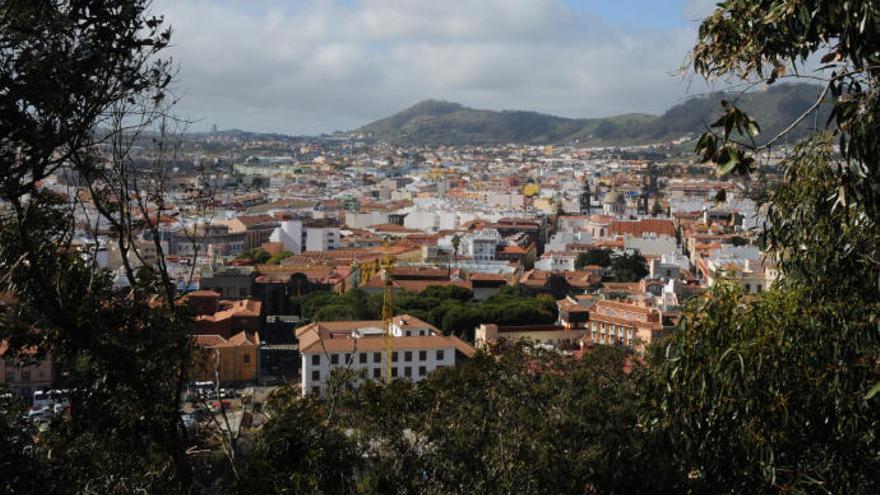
[{"x1": 2, "y1": 0, "x2": 880, "y2": 494}]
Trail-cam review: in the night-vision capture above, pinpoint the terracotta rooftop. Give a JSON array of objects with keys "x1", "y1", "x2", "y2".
[
  {"x1": 235, "y1": 214, "x2": 277, "y2": 226},
  {"x1": 193, "y1": 331, "x2": 259, "y2": 348},
  {"x1": 610, "y1": 219, "x2": 676, "y2": 238}
]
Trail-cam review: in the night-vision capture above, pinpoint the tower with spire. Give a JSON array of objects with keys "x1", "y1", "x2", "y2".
[{"x1": 579, "y1": 176, "x2": 591, "y2": 215}]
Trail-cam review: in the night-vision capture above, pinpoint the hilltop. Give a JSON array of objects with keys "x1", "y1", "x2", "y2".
[{"x1": 358, "y1": 84, "x2": 828, "y2": 146}]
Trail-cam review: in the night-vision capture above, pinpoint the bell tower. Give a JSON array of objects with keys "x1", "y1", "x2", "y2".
[{"x1": 579, "y1": 176, "x2": 591, "y2": 215}]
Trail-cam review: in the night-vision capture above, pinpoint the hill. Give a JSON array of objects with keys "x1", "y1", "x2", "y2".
[{"x1": 358, "y1": 84, "x2": 828, "y2": 146}]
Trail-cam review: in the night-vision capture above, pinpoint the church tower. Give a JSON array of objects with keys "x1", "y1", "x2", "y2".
[{"x1": 579, "y1": 177, "x2": 591, "y2": 215}]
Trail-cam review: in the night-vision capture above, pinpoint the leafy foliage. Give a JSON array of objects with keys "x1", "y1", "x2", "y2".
[
  {"x1": 232, "y1": 386, "x2": 363, "y2": 494},
  {"x1": 238, "y1": 343, "x2": 674, "y2": 495},
  {"x1": 297, "y1": 285, "x2": 557, "y2": 341},
  {"x1": 267, "y1": 251, "x2": 295, "y2": 265},
  {"x1": 650, "y1": 1, "x2": 880, "y2": 492},
  {"x1": 235, "y1": 248, "x2": 271, "y2": 264},
  {"x1": 608, "y1": 252, "x2": 649, "y2": 282},
  {"x1": 575, "y1": 248, "x2": 613, "y2": 269}
]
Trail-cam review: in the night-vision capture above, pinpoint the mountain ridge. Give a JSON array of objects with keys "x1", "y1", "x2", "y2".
[{"x1": 358, "y1": 83, "x2": 828, "y2": 146}]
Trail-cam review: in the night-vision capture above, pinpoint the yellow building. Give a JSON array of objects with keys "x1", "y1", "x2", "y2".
[{"x1": 192, "y1": 331, "x2": 260, "y2": 384}]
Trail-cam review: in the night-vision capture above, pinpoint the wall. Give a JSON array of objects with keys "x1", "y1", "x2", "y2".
[{"x1": 300, "y1": 346, "x2": 456, "y2": 396}]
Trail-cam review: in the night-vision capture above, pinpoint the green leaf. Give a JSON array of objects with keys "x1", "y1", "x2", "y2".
[{"x1": 865, "y1": 382, "x2": 880, "y2": 400}]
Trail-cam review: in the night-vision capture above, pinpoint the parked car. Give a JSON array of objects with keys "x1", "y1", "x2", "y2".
[
  {"x1": 27, "y1": 406, "x2": 53, "y2": 421},
  {"x1": 180, "y1": 413, "x2": 198, "y2": 431},
  {"x1": 190, "y1": 407, "x2": 212, "y2": 422}
]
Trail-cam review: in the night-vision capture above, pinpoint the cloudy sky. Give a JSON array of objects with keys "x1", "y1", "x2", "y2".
[{"x1": 154, "y1": 0, "x2": 719, "y2": 135}]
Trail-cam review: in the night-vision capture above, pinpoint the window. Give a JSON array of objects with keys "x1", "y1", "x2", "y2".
[
  {"x1": 418, "y1": 366, "x2": 427, "y2": 377},
  {"x1": 373, "y1": 352, "x2": 381, "y2": 363},
  {"x1": 404, "y1": 351, "x2": 412, "y2": 362},
  {"x1": 344, "y1": 353, "x2": 351, "y2": 364},
  {"x1": 405, "y1": 331, "x2": 411, "y2": 336},
  {"x1": 243, "y1": 354, "x2": 251, "y2": 364},
  {"x1": 312, "y1": 370, "x2": 320, "y2": 381},
  {"x1": 757, "y1": 285, "x2": 763, "y2": 293},
  {"x1": 312, "y1": 355, "x2": 320, "y2": 366},
  {"x1": 312, "y1": 386, "x2": 320, "y2": 395},
  {"x1": 359, "y1": 353, "x2": 367, "y2": 364},
  {"x1": 436, "y1": 350, "x2": 445, "y2": 361},
  {"x1": 239, "y1": 288, "x2": 248, "y2": 297},
  {"x1": 404, "y1": 367, "x2": 412, "y2": 378},
  {"x1": 392, "y1": 351, "x2": 398, "y2": 363},
  {"x1": 330, "y1": 354, "x2": 339, "y2": 365},
  {"x1": 21, "y1": 370, "x2": 30, "y2": 382},
  {"x1": 391, "y1": 368, "x2": 398, "y2": 378},
  {"x1": 745, "y1": 284, "x2": 751, "y2": 292},
  {"x1": 372, "y1": 368, "x2": 381, "y2": 379},
  {"x1": 419, "y1": 350, "x2": 427, "y2": 361},
  {"x1": 4, "y1": 370, "x2": 14, "y2": 383}
]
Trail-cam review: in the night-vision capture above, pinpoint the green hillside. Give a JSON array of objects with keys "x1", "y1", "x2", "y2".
[{"x1": 358, "y1": 84, "x2": 828, "y2": 146}]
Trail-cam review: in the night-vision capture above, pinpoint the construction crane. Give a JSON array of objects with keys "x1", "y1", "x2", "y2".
[{"x1": 380, "y1": 241, "x2": 396, "y2": 382}]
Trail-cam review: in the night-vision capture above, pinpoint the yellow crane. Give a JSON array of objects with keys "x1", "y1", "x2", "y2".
[{"x1": 379, "y1": 241, "x2": 396, "y2": 382}]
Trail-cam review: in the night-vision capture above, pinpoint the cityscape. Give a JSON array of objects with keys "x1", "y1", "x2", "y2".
[{"x1": 1, "y1": 1, "x2": 879, "y2": 494}]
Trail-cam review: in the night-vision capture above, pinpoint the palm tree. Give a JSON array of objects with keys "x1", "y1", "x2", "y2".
[{"x1": 449, "y1": 234, "x2": 461, "y2": 277}]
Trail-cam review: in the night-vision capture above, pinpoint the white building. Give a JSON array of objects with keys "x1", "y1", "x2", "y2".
[
  {"x1": 296, "y1": 315, "x2": 475, "y2": 397},
  {"x1": 546, "y1": 231, "x2": 593, "y2": 253},
  {"x1": 649, "y1": 253, "x2": 691, "y2": 280},
  {"x1": 304, "y1": 225, "x2": 340, "y2": 252},
  {"x1": 534, "y1": 252, "x2": 578, "y2": 272},
  {"x1": 270, "y1": 220, "x2": 303, "y2": 254},
  {"x1": 270, "y1": 220, "x2": 341, "y2": 253},
  {"x1": 344, "y1": 211, "x2": 390, "y2": 229},
  {"x1": 624, "y1": 233, "x2": 678, "y2": 258},
  {"x1": 467, "y1": 229, "x2": 501, "y2": 261}
]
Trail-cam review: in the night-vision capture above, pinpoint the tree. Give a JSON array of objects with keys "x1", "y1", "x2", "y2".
[
  {"x1": 651, "y1": 2, "x2": 880, "y2": 492},
  {"x1": 0, "y1": 1, "x2": 204, "y2": 492},
  {"x1": 348, "y1": 343, "x2": 673, "y2": 494},
  {"x1": 267, "y1": 250, "x2": 294, "y2": 265},
  {"x1": 608, "y1": 252, "x2": 648, "y2": 282},
  {"x1": 233, "y1": 386, "x2": 363, "y2": 494},
  {"x1": 450, "y1": 234, "x2": 461, "y2": 273},
  {"x1": 235, "y1": 247, "x2": 271, "y2": 264},
  {"x1": 574, "y1": 248, "x2": 613, "y2": 270}
]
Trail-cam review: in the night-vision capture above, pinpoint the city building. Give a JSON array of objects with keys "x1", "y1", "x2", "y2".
[{"x1": 296, "y1": 315, "x2": 475, "y2": 396}]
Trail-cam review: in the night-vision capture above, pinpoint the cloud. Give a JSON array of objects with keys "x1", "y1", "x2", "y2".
[{"x1": 154, "y1": 0, "x2": 707, "y2": 134}]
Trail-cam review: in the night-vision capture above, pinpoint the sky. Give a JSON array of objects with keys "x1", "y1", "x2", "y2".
[{"x1": 154, "y1": 0, "x2": 720, "y2": 135}]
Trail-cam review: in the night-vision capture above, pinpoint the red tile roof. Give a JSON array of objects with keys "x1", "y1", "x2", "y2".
[{"x1": 610, "y1": 219, "x2": 676, "y2": 238}]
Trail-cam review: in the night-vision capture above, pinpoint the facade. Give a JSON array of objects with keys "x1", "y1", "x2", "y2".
[
  {"x1": 296, "y1": 315, "x2": 475, "y2": 396},
  {"x1": 199, "y1": 269, "x2": 256, "y2": 299},
  {"x1": 227, "y1": 214, "x2": 280, "y2": 250},
  {"x1": 588, "y1": 299, "x2": 667, "y2": 353},
  {"x1": 183, "y1": 291, "x2": 263, "y2": 339},
  {"x1": 192, "y1": 331, "x2": 260, "y2": 384},
  {"x1": 580, "y1": 177, "x2": 592, "y2": 214},
  {"x1": 602, "y1": 190, "x2": 626, "y2": 216},
  {"x1": 534, "y1": 252, "x2": 578, "y2": 272},
  {"x1": 269, "y1": 220, "x2": 341, "y2": 254},
  {"x1": 172, "y1": 224, "x2": 246, "y2": 257},
  {"x1": 557, "y1": 297, "x2": 591, "y2": 330},
  {"x1": 304, "y1": 225, "x2": 341, "y2": 252},
  {"x1": 0, "y1": 343, "x2": 53, "y2": 403},
  {"x1": 269, "y1": 220, "x2": 304, "y2": 254},
  {"x1": 475, "y1": 323, "x2": 589, "y2": 353},
  {"x1": 624, "y1": 233, "x2": 677, "y2": 257},
  {"x1": 700, "y1": 257, "x2": 777, "y2": 294}
]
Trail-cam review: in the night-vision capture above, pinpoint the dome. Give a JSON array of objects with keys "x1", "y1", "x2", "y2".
[{"x1": 602, "y1": 191, "x2": 625, "y2": 205}]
